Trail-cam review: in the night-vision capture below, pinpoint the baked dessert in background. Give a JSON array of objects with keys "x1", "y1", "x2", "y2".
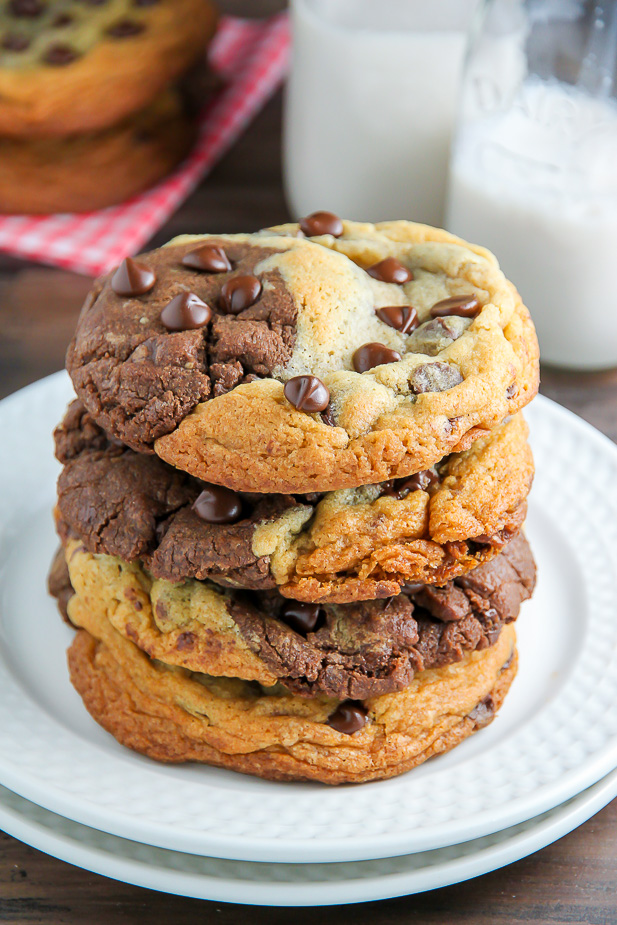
[
  {"x1": 66, "y1": 221, "x2": 539, "y2": 491},
  {"x1": 0, "y1": 0, "x2": 218, "y2": 138},
  {"x1": 55, "y1": 400, "x2": 533, "y2": 599},
  {"x1": 0, "y1": 86, "x2": 196, "y2": 214},
  {"x1": 48, "y1": 213, "x2": 539, "y2": 784}
]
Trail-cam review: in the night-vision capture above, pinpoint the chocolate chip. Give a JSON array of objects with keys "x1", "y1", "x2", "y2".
[
  {"x1": 182, "y1": 245, "x2": 232, "y2": 273},
  {"x1": 353, "y1": 343, "x2": 402, "y2": 373},
  {"x1": 107, "y1": 19, "x2": 146, "y2": 38},
  {"x1": 1, "y1": 33, "x2": 30, "y2": 50},
  {"x1": 409, "y1": 362, "x2": 463, "y2": 393},
  {"x1": 506, "y1": 383, "x2": 517, "y2": 399},
  {"x1": 284, "y1": 375, "x2": 330, "y2": 413},
  {"x1": 400, "y1": 582, "x2": 425, "y2": 595},
  {"x1": 280, "y1": 602, "x2": 324, "y2": 634},
  {"x1": 51, "y1": 12, "x2": 73, "y2": 26},
  {"x1": 430, "y1": 295, "x2": 480, "y2": 318},
  {"x1": 408, "y1": 317, "x2": 468, "y2": 357},
  {"x1": 220, "y1": 275, "x2": 261, "y2": 314},
  {"x1": 327, "y1": 701, "x2": 368, "y2": 735},
  {"x1": 160, "y1": 292, "x2": 212, "y2": 332},
  {"x1": 192, "y1": 485, "x2": 243, "y2": 524},
  {"x1": 468, "y1": 695, "x2": 495, "y2": 729},
  {"x1": 133, "y1": 0, "x2": 159, "y2": 4},
  {"x1": 176, "y1": 631, "x2": 197, "y2": 651},
  {"x1": 367, "y1": 258, "x2": 413, "y2": 284},
  {"x1": 111, "y1": 257, "x2": 156, "y2": 296},
  {"x1": 320, "y1": 405, "x2": 336, "y2": 427},
  {"x1": 376, "y1": 305, "x2": 418, "y2": 334},
  {"x1": 299, "y1": 211, "x2": 344, "y2": 238},
  {"x1": 382, "y1": 469, "x2": 438, "y2": 498},
  {"x1": 43, "y1": 43, "x2": 79, "y2": 65},
  {"x1": 8, "y1": 0, "x2": 44, "y2": 16}
]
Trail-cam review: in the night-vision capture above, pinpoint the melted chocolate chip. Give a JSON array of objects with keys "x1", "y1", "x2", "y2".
[
  {"x1": 192, "y1": 485, "x2": 243, "y2": 524},
  {"x1": 284, "y1": 375, "x2": 330, "y2": 413},
  {"x1": 133, "y1": 0, "x2": 159, "y2": 5},
  {"x1": 400, "y1": 582, "x2": 425, "y2": 595},
  {"x1": 376, "y1": 305, "x2": 418, "y2": 334},
  {"x1": 327, "y1": 701, "x2": 368, "y2": 735},
  {"x1": 280, "y1": 602, "x2": 324, "y2": 634},
  {"x1": 468, "y1": 694, "x2": 495, "y2": 729},
  {"x1": 176, "y1": 631, "x2": 197, "y2": 650},
  {"x1": 182, "y1": 245, "x2": 232, "y2": 273},
  {"x1": 299, "y1": 211, "x2": 344, "y2": 238},
  {"x1": 220, "y1": 275, "x2": 261, "y2": 314},
  {"x1": 160, "y1": 292, "x2": 212, "y2": 332},
  {"x1": 430, "y1": 295, "x2": 480, "y2": 318},
  {"x1": 107, "y1": 19, "x2": 146, "y2": 38},
  {"x1": 43, "y1": 43, "x2": 79, "y2": 65},
  {"x1": 111, "y1": 257, "x2": 156, "y2": 296},
  {"x1": 367, "y1": 258, "x2": 413, "y2": 284},
  {"x1": 320, "y1": 405, "x2": 336, "y2": 427},
  {"x1": 8, "y1": 0, "x2": 44, "y2": 16},
  {"x1": 409, "y1": 362, "x2": 463, "y2": 394},
  {"x1": 1, "y1": 33, "x2": 30, "y2": 50},
  {"x1": 382, "y1": 469, "x2": 438, "y2": 499},
  {"x1": 51, "y1": 12, "x2": 73, "y2": 26},
  {"x1": 353, "y1": 343, "x2": 402, "y2": 373}
]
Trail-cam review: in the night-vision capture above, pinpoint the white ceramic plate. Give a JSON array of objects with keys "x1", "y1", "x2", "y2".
[
  {"x1": 1, "y1": 772, "x2": 616, "y2": 906},
  {"x1": 0, "y1": 373, "x2": 616, "y2": 865}
]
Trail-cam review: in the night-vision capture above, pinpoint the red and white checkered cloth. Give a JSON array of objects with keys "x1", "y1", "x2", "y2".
[{"x1": 0, "y1": 13, "x2": 290, "y2": 277}]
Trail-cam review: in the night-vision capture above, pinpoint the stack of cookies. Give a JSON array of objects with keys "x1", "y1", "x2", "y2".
[
  {"x1": 0, "y1": 0, "x2": 218, "y2": 214},
  {"x1": 49, "y1": 217, "x2": 540, "y2": 784}
]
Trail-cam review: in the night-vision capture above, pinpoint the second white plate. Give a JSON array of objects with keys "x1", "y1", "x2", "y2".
[{"x1": 0, "y1": 373, "x2": 616, "y2": 864}]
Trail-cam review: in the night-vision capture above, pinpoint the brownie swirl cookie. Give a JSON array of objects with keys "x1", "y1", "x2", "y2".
[
  {"x1": 55, "y1": 401, "x2": 533, "y2": 599},
  {"x1": 57, "y1": 533, "x2": 534, "y2": 700},
  {"x1": 0, "y1": 0, "x2": 218, "y2": 137},
  {"x1": 66, "y1": 221, "x2": 539, "y2": 492},
  {"x1": 0, "y1": 86, "x2": 195, "y2": 214},
  {"x1": 64, "y1": 587, "x2": 518, "y2": 783}
]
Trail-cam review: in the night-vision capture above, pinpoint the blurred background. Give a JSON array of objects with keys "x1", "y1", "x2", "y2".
[{"x1": 1, "y1": 0, "x2": 617, "y2": 397}]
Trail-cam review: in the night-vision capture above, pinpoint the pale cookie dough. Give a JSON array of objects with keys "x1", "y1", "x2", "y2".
[
  {"x1": 66, "y1": 592, "x2": 518, "y2": 783},
  {"x1": 66, "y1": 221, "x2": 539, "y2": 492}
]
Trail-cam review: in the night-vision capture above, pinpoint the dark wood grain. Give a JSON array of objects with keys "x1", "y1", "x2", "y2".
[{"x1": 1, "y1": 1, "x2": 616, "y2": 920}]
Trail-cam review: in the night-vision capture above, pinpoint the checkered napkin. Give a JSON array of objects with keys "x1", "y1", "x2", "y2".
[{"x1": 0, "y1": 13, "x2": 291, "y2": 277}]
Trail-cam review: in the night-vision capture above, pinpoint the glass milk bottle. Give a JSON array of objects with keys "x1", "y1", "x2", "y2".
[
  {"x1": 447, "y1": 0, "x2": 617, "y2": 369},
  {"x1": 284, "y1": 0, "x2": 479, "y2": 226}
]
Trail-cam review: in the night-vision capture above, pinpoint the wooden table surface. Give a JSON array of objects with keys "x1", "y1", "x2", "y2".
[{"x1": 1, "y1": 2, "x2": 617, "y2": 921}]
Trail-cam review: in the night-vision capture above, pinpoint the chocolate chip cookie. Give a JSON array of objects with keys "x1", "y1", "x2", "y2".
[
  {"x1": 0, "y1": 0, "x2": 218, "y2": 137},
  {"x1": 0, "y1": 86, "x2": 195, "y2": 213},
  {"x1": 55, "y1": 400, "x2": 533, "y2": 598},
  {"x1": 66, "y1": 222, "x2": 539, "y2": 492},
  {"x1": 58, "y1": 533, "x2": 534, "y2": 699},
  {"x1": 65, "y1": 587, "x2": 518, "y2": 783}
]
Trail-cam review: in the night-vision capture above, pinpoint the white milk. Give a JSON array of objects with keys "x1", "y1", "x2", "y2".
[
  {"x1": 284, "y1": 0, "x2": 479, "y2": 226},
  {"x1": 448, "y1": 78, "x2": 617, "y2": 369}
]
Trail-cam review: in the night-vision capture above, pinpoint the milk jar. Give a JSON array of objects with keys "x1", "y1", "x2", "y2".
[
  {"x1": 447, "y1": 0, "x2": 617, "y2": 369},
  {"x1": 284, "y1": 0, "x2": 479, "y2": 226}
]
